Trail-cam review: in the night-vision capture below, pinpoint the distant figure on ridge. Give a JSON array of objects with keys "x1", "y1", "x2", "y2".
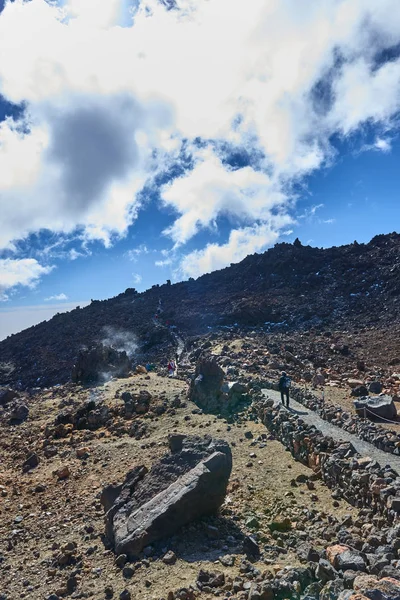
[
  {"x1": 279, "y1": 371, "x2": 291, "y2": 407},
  {"x1": 168, "y1": 359, "x2": 176, "y2": 377}
]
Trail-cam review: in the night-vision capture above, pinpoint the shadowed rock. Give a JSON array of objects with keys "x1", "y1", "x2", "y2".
[
  {"x1": 71, "y1": 344, "x2": 130, "y2": 384},
  {"x1": 354, "y1": 395, "x2": 397, "y2": 421},
  {"x1": 102, "y1": 435, "x2": 232, "y2": 558},
  {"x1": 189, "y1": 356, "x2": 248, "y2": 415}
]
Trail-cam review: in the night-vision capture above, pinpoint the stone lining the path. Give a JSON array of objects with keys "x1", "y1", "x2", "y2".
[
  {"x1": 254, "y1": 397, "x2": 400, "y2": 523},
  {"x1": 257, "y1": 381, "x2": 400, "y2": 457}
]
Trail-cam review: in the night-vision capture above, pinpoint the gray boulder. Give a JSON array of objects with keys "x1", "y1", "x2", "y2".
[
  {"x1": 102, "y1": 435, "x2": 232, "y2": 558},
  {"x1": 9, "y1": 402, "x2": 29, "y2": 423},
  {"x1": 189, "y1": 356, "x2": 248, "y2": 415},
  {"x1": 335, "y1": 550, "x2": 366, "y2": 572},
  {"x1": 354, "y1": 395, "x2": 397, "y2": 421}
]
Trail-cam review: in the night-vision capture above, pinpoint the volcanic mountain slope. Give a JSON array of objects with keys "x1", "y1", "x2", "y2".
[{"x1": 1, "y1": 232, "x2": 400, "y2": 388}]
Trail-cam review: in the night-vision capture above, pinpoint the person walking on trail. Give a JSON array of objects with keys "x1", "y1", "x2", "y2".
[
  {"x1": 279, "y1": 371, "x2": 291, "y2": 407},
  {"x1": 167, "y1": 359, "x2": 176, "y2": 377}
]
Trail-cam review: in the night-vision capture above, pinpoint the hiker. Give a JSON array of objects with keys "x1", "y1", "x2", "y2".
[
  {"x1": 167, "y1": 359, "x2": 176, "y2": 377},
  {"x1": 279, "y1": 371, "x2": 291, "y2": 407}
]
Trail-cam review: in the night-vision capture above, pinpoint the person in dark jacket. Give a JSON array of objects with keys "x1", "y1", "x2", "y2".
[{"x1": 279, "y1": 371, "x2": 290, "y2": 407}]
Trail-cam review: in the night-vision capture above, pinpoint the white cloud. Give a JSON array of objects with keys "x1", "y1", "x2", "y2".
[
  {"x1": 161, "y1": 149, "x2": 289, "y2": 246},
  {"x1": 132, "y1": 273, "x2": 142, "y2": 284},
  {"x1": 180, "y1": 220, "x2": 291, "y2": 278},
  {"x1": 44, "y1": 293, "x2": 68, "y2": 301},
  {"x1": 0, "y1": 0, "x2": 400, "y2": 279},
  {"x1": 125, "y1": 244, "x2": 149, "y2": 261},
  {"x1": 0, "y1": 258, "x2": 53, "y2": 300},
  {"x1": 375, "y1": 138, "x2": 392, "y2": 153},
  {"x1": 155, "y1": 258, "x2": 173, "y2": 267}
]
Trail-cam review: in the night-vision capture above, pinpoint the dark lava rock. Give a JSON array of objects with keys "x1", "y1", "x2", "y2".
[
  {"x1": 71, "y1": 344, "x2": 130, "y2": 384},
  {"x1": 8, "y1": 402, "x2": 29, "y2": 423},
  {"x1": 243, "y1": 535, "x2": 260, "y2": 558},
  {"x1": 102, "y1": 435, "x2": 232, "y2": 558},
  {"x1": 22, "y1": 453, "x2": 39, "y2": 473},
  {"x1": 0, "y1": 387, "x2": 18, "y2": 406},
  {"x1": 351, "y1": 385, "x2": 369, "y2": 397},
  {"x1": 369, "y1": 381, "x2": 383, "y2": 394},
  {"x1": 335, "y1": 550, "x2": 366, "y2": 572},
  {"x1": 188, "y1": 356, "x2": 248, "y2": 415}
]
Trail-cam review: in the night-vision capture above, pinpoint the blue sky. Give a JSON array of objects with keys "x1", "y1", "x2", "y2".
[{"x1": 1, "y1": 0, "x2": 400, "y2": 339}]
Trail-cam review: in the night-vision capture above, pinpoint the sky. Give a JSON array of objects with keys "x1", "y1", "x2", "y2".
[{"x1": 1, "y1": 0, "x2": 400, "y2": 340}]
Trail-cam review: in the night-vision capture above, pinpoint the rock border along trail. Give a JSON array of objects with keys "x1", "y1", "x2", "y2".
[{"x1": 262, "y1": 388, "x2": 400, "y2": 474}]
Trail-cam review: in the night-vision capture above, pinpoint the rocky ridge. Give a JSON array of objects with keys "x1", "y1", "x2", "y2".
[{"x1": 1, "y1": 232, "x2": 400, "y2": 388}]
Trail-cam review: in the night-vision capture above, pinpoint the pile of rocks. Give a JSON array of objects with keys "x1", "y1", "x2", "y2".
[{"x1": 45, "y1": 399, "x2": 111, "y2": 437}]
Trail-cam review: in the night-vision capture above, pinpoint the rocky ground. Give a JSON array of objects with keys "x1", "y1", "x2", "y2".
[
  {"x1": 2, "y1": 229, "x2": 400, "y2": 600},
  {"x1": 0, "y1": 369, "x2": 359, "y2": 600}
]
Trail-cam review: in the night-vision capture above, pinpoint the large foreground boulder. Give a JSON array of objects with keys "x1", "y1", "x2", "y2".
[
  {"x1": 354, "y1": 395, "x2": 397, "y2": 421},
  {"x1": 71, "y1": 344, "x2": 131, "y2": 384},
  {"x1": 101, "y1": 434, "x2": 232, "y2": 557},
  {"x1": 189, "y1": 356, "x2": 248, "y2": 414}
]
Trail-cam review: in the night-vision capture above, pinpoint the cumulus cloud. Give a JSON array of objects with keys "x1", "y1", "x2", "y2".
[
  {"x1": 1, "y1": 0, "x2": 400, "y2": 279},
  {"x1": 44, "y1": 293, "x2": 68, "y2": 301},
  {"x1": 0, "y1": 258, "x2": 53, "y2": 300},
  {"x1": 161, "y1": 149, "x2": 289, "y2": 246},
  {"x1": 180, "y1": 221, "x2": 291, "y2": 278}
]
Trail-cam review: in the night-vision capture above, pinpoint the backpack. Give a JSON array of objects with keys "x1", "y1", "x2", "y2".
[{"x1": 284, "y1": 376, "x2": 291, "y2": 388}]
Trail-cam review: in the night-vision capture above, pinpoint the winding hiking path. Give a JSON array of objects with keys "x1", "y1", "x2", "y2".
[{"x1": 262, "y1": 388, "x2": 400, "y2": 474}]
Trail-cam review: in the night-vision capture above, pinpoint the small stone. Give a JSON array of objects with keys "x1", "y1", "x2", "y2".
[
  {"x1": 162, "y1": 551, "x2": 177, "y2": 565},
  {"x1": 122, "y1": 566, "x2": 135, "y2": 579},
  {"x1": 66, "y1": 576, "x2": 78, "y2": 593},
  {"x1": 22, "y1": 453, "x2": 39, "y2": 472},
  {"x1": 76, "y1": 447, "x2": 90, "y2": 459},
  {"x1": 119, "y1": 591, "x2": 131, "y2": 600},
  {"x1": 54, "y1": 466, "x2": 70, "y2": 480},
  {"x1": 115, "y1": 554, "x2": 128, "y2": 568}
]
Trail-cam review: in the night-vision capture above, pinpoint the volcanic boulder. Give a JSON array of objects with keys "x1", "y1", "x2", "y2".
[
  {"x1": 354, "y1": 395, "x2": 397, "y2": 421},
  {"x1": 0, "y1": 387, "x2": 18, "y2": 406},
  {"x1": 71, "y1": 344, "x2": 131, "y2": 384},
  {"x1": 8, "y1": 401, "x2": 29, "y2": 423},
  {"x1": 102, "y1": 434, "x2": 232, "y2": 557},
  {"x1": 189, "y1": 356, "x2": 248, "y2": 414}
]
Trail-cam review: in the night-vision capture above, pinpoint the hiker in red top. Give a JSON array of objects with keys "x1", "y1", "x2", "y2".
[{"x1": 167, "y1": 359, "x2": 176, "y2": 377}]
